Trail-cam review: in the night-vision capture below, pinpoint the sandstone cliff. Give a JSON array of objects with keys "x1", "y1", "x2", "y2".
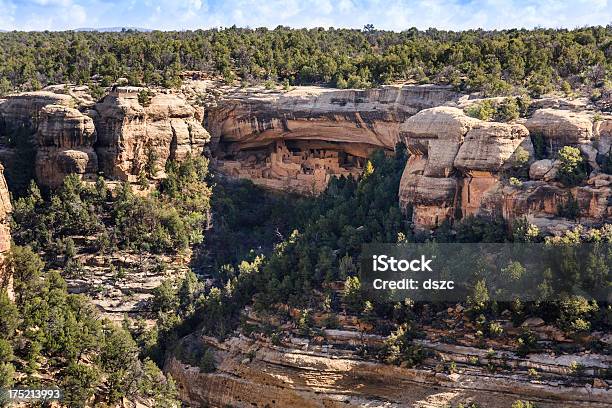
[
  {"x1": 0, "y1": 87, "x2": 210, "y2": 187},
  {"x1": 398, "y1": 106, "x2": 612, "y2": 230},
  {"x1": 94, "y1": 88, "x2": 209, "y2": 180},
  {"x1": 207, "y1": 84, "x2": 461, "y2": 150},
  {"x1": 35, "y1": 104, "x2": 98, "y2": 188},
  {"x1": 206, "y1": 84, "x2": 461, "y2": 193},
  {"x1": 0, "y1": 91, "x2": 73, "y2": 132},
  {"x1": 167, "y1": 331, "x2": 611, "y2": 408},
  {"x1": 1, "y1": 84, "x2": 611, "y2": 229},
  {"x1": 0, "y1": 164, "x2": 12, "y2": 298}
]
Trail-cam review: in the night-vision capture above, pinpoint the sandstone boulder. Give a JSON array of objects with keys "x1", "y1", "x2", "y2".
[
  {"x1": 454, "y1": 122, "x2": 529, "y2": 171},
  {"x1": 529, "y1": 159, "x2": 558, "y2": 181},
  {"x1": 400, "y1": 106, "x2": 479, "y2": 144},
  {"x1": 399, "y1": 169, "x2": 458, "y2": 228},
  {"x1": 525, "y1": 109, "x2": 593, "y2": 146}
]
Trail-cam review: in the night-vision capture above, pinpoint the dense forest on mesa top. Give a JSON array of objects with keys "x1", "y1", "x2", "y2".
[{"x1": 0, "y1": 26, "x2": 610, "y2": 97}]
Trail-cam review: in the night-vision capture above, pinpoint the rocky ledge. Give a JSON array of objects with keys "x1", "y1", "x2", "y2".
[{"x1": 167, "y1": 333, "x2": 611, "y2": 408}]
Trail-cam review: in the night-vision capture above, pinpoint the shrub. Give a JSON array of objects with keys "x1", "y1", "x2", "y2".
[
  {"x1": 496, "y1": 98, "x2": 520, "y2": 121},
  {"x1": 509, "y1": 177, "x2": 523, "y2": 187},
  {"x1": 556, "y1": 146, "x2": 587, "y2": 187},
  {"x1": 517, "y1": 329, "x2": 538, "y2": 357},
  {"x1": 557, "y1": 192, "x2": 580, "y2": 220},
  {"x1": 343, "y1": 276, "x2": 364, "y2": 313},
  {"x1": 512, "y1": 401, "x2": 538, "y2": 408},
  {"x1": 465, "y1": 100, "x2": 495, "y2": 121},
  {"x1": 557, "y1": 295, "x2": 598, "y2": 335},
  {"x1": 380, "y1": 324, "x2": 425, "y2": 367},
  {"x1": 488, "y1": 321, "x2": 504, "y2": 338},
  {"x1": 137, "y1": 89, "x2": 154, "y2": 107}
]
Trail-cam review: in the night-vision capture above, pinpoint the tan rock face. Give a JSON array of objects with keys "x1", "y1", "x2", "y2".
[
  {"x1": 167, "y1": 334, "x2": 612, "y2": 408},
  {"x1": 209, "y1": 85, "x2": 461, "y2": 193},
  {"x1": 209, "y1": 85, "x2": 460, "y2": 149},
  {"x1": 398, "y1": 105, "x2": 611, "y2": 230},
  {"x1": 454, "y1": 122, "x2": 529, "y2": 172},
  {"x1": 398, "y1": 108, "x2": 531, "y2": 229},
  {"x1": 0, "y1": 91, "x2": 73, "y2": 132},
  {"x1": 35, "y1": 105, "x2": 98, "y2": 188},
  {"x1": 37, "y1": 105, "x2": 96, "y2": 148},
  {"x1": 95, "y1": 88, "x2": 209, "y2": 180},
  {"x1": 525, "y1": 108, "x2": 593, "y2": 148},
  {"x1": 400, "y1": 106, "x2": 479, "y2": 143},
  {"x1": 0, "y1": 87, "x2": 210, "y2": 187},
  {"x1": 0, "y1": 164, "x2": 12, "y2": 298},
  {"x1": 35, "y1": 148, "x2": 98, "y2": 188}
]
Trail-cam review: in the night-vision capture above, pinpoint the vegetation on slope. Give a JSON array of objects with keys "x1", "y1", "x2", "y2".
[
  {"x1": 148, "y1": 147, "x2": 609, "y2": 374},
  {"x1": 1, "y1": 156, "x2": 211, "y2": 406}
]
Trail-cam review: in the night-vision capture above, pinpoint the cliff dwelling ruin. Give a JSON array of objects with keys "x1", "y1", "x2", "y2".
[{"x1": 216, "y1": 139, "x2": 368, "y2": 194}]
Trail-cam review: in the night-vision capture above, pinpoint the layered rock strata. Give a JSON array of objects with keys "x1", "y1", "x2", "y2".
[
  {"x1": 35, "y1": 104, "x2": 98, "y2": 188},
  {"x1": 94, "y1": 88, "x2": 209, "y2": 180},
  {"x1": 207, "y1": 84, "x2": 461, "y2": 193},
  {"x1": 0, "y1": 165, "x2": 12, "y2": 298},
  {"x1": 167, "y1": 334, "x2": 611, "y2": 408},
  {"x1": 398, "y1": 106, "x2": 612, "y2": 230},
  {"x1": 0, "y1": 87, "x2": 210, "y2": 186}
]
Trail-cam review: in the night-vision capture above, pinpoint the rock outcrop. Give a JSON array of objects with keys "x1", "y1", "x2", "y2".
[
  {"x1": 167, "y1": 334, "x2": 612, "y2": 408},
  {"x1": 0, "y1": 164, "x2": 12, "y2": 298},
  {"x1": 1, "y1": 85, "x2": 610, "y2": 229},
  {"x1": 525, "y1": 108, "x2": 593, "y2": 148},
  {"x1": 399, "y1": 107, "x2": 533, "y2": 228},
  {"x1": 207, "y1": 84, "x2": 461, "y2": 193},
  {"x1": 94, "y1": 87, "x2": 209, "y2": 180},
  {"x1": 0, "y1": 87, "x2": 210, "y2": 187},
  {"x1": 0, "y1": 91, "x2": 73, "y2": 132},
  {"x1": 35, "y1": 105, "x2": 98, "y2": 188},
  {"x1": 398, "y1": 106, "x2": 612, "y2": 230}
]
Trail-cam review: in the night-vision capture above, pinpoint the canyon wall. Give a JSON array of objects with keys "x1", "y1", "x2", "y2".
[
  {"x1": 166, "y1": 331, "x2": 611, "y2": 408},
  {"x1": 1, "y1": 83, "x2": 611, "y2": 229},
  {"x1": 0, "y1": 164, "x2": 11, "y2": 298},
  {"x1": 398, "y1": 105, "x2": 612, "y2": 230},
  {"x1": 94, "y1": 88, "x2": 209, "y2": 180},
  {"x1": 206, "y1": 84, "x2": 461, "y2": 193},
  {"x1": 206, "y1": 82, "x2": 611, "y2": 228},
  {"x1": 0, "y1": 86, "x2": 210, "y2": 187}
]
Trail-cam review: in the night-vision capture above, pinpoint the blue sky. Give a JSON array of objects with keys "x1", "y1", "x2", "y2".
[{"x1": 0, "y1": 0, "x2": 610, "y2": 31}]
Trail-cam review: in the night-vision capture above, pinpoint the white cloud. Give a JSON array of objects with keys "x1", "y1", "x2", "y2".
[
  {"x1": 30, "y1": 0, "x2": 72, "y2": 6},
  {"x1": 0, "y1": 0, "x2": 16, "y2": 29},
  {"x1": 3, "y1": 0, "x2": 612, "y2": 31}
]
